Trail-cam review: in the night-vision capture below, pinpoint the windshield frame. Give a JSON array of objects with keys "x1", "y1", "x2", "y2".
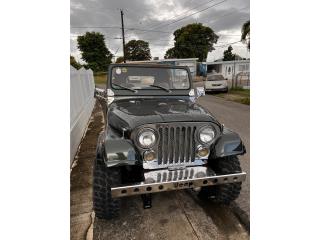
[{"x1": 107, "y1": 64, "x2": 193, "y2": 96}]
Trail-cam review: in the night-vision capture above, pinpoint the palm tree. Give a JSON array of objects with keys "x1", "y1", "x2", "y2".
[{"x1": 241, "y1": 20, "x2": 250, "y2": 50}]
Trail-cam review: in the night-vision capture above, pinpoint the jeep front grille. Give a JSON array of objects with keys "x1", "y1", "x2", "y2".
[{"x1": 157, "y1": 125, "x2": 196, "y2": 165}]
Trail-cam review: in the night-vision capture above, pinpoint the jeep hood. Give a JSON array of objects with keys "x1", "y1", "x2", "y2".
[{"x1": 108, "y1": 98, "x2": 220, "y2": 131}]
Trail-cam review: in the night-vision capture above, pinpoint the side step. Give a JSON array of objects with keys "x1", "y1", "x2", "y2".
[{"x1": 111, "y1": 166, "x2": 246, "y2": 198}]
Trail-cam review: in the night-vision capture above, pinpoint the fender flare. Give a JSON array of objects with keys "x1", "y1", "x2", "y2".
[
  {"x1": 212, "y1": 127, "x2": 246, "y2": 158},
  {"x1": 103, "y1": 138, "x2": 140, "y2": 167}
]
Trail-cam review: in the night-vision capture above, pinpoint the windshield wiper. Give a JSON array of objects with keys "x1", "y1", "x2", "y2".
[
  {"x1": 112, "y1": 83, "x2": 137, "y2": 93},
  {"x1": 150, "y1": 84, "x2": 172, "y2": 93}
]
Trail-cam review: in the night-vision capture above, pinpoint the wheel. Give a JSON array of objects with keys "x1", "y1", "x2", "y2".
[
  {"x1": 93, "y1": 156, "x2": 121, "y2": 219},
  {"x1": 198, "y1": 155, "x2": 242, "y2": 204}
]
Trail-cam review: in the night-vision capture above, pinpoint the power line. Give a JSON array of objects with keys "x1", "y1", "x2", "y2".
[
  {"x1": 70, "y1": 1, "x2": 227, "y2": 34},
  {"x1": 214, "y1": 40, "x2": 242, "y2": 48},
  {"x1": 71, "y1": 26, "x2": 121, "y2": 29},
  {"x1": 145, "y1": 0, "x2": 227, "y2": 31},
  {"x1": 144, "y1": 0, "x2": 219, "y2": 31},
  {"x1": 70, "y1": 26, "x2": 170, "y2": 33},
  {"x1": 71, "y1": 29, "x2": 242, "y2": 47},
  {"x1": 149, "y1": 40, "x2": 242, "y2": 49},
  {"x1": 201, "y1": 6, "x2": 249, "y2": 25},
  {"x1": 124, "y1": 33, "x2": 240, "y2": 41},
  {"x1": 123, "y1": 7, "x2": 247, "y2": 38},
  {"x1": 123, "y1": 31, "x2": 240, "y2": 40},
  {"x1": 70, "y1": 26, "x2": 174, "y2": 34}
]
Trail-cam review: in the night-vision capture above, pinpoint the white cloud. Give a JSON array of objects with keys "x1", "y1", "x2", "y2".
[{"x1": 70, "y1": 0, "x2": 250, "y2": 61}]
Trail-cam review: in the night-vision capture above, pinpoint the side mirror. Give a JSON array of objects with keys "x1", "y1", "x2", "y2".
[
  {"x1": 196, "y1": 87, "x2": 205, "y2": 98},
  {"x1": 94, "y1": 87, "x2": 107, "y2": 100}
]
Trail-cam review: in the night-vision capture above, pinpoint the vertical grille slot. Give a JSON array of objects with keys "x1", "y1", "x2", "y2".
[
  {"x1": 174, "y1": 127, "x2": 180, "y2": 163},
  {"x1": 158, "y1": 128, "x2": 163, "y2": 165},
  {"x1": 169, "y1": 127, "x2": 175, "y2": 164},
  {"x1": 163, "y1": 127, "x2": 169, "y2": 164},
  {"x1": 157, "y1": 124, "x2": 196, "y2": 166},
  {"x1": 191, "y1": 127, "x2": 196, "y2": 162}
]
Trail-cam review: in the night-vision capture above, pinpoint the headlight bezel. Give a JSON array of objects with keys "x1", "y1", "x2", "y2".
[
  {"x1": 198, "y1": 125, "x2": 216, "y2": 144},
  {"x1": 136, "y1": 128, "x2": 157, "y2": 149}
]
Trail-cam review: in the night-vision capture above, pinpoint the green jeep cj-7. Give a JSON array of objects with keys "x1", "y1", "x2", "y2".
[{"x1": 94, "y1": 64, "x2": 246, "y2": 219}]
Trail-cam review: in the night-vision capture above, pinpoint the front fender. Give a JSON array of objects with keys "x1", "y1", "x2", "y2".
[
  {"x1": 104, "y1": 139, "x2": 140, "y2": 167},
  {"x1": 213, "y1": 128, "x2": 246, "y2": 158}
]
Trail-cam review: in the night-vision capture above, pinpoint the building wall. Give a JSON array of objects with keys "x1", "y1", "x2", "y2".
[
  {"x1": 174, "y1": 60, "x2": 197, "y2": 79},
  {"x1": 206, "y1": 60, "x2": 250, "y2": 80}
]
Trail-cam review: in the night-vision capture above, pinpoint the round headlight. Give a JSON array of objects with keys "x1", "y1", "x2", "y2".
[
  {"x1": 138, "y1": 129, "x2": 156, "y2": 148},
  {"x1": 199, "y1": 126, "x2": 215, "y2": 144}
]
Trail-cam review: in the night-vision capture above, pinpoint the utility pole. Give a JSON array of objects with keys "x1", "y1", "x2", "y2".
[{"x1": 120, "y1": 9, "x2": 126, "y2": 63}]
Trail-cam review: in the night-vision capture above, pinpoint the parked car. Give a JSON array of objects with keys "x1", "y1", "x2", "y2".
[
  {"x1": 94, "y1": 64, "x2": 246, "y2": 219},
  {"x1": 205, "y1": 74, "x2": 228, "y2": 93}
]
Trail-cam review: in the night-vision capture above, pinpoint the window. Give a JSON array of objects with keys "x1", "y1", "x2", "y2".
[
  {"x1": 111, "y1": 66, "x2": 190, "y2": 90},
  {"x1": 238, "y1": 64, "x2": 249, "y2": 71},
  {"x1": 207, "y1": 74, "x2": 225, "y2": 81}
]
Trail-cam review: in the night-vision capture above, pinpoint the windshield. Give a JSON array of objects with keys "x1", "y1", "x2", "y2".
[
  {"x1": 111, "y1": 66, "x2": 190, "y2": 91},
  {"x1": 207, "y1": 74, "x2": 225, "y2": 81}
]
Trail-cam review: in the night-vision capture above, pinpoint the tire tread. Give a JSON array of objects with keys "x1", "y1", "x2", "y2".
[{"x1": 93, "y1": 157, "x2": 121, "y2": 219}]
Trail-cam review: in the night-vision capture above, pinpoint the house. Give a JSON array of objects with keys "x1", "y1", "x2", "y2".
[
  {"x1": 204, "y1": 59, "x2": 250, "y2": 89},
  {"x1": 205, "y1": 59, "x2": 250, "y2": 80}
]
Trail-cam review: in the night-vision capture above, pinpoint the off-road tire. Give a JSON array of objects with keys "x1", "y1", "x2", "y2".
[
  {"x1": 93, "y1": 156, "x2": 121, "y2": 219},
  {"x1": 199, "y1": 155, "x2": 242, "y2": 204}
]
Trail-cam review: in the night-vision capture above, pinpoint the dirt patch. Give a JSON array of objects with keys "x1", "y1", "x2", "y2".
[{"x1": 70, "y1": 103, "x2": 104, "y2": 240}]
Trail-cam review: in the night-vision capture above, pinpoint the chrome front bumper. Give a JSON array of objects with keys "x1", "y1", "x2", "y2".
[{"x1": 111, "y1": 166, "x2": 246, "y2": 198}]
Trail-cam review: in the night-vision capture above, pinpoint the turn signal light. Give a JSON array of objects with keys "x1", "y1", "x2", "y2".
[
  {"x1": 197, "y1": 146, "x2": 209, "y2": 157},
  {"x1": 143, "y1": 150, "x2": 156, "y2": 161}
]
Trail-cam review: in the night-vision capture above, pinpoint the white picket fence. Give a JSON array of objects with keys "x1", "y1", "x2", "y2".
[{"x1": 70, "y1": 66, "x2": 95, "y2": 165}]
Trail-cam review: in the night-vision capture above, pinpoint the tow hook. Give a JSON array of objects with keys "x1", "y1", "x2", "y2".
[{"x1": 141, "y1": 194, "x2": 152, "y2": 209}]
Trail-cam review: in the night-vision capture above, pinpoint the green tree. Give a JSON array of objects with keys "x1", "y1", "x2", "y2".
[
  {"x1": 77, "y1": 32, "x2": 113, "y2": 72},
  {"x1": 241, "y1": 20, "x2": 250, "y2": 50},
  {"x1": 70, "y1": 55, "x2": 82, "y2": 69},
  {"x1": 164, "y1": 23, "x2": 218, "y2": 61},
  {"x1": 115, "y1": 56, "x2": 124, "y2": 63},
  {"x1": 125, "y1": 40, "x2": 151, "y2": 61},
  {"x1": 164, "y1": 47, "x2": 177, "y2": 59},
  {"x1": 223, "y1": 45, "x2": 235, "y2": 61}
]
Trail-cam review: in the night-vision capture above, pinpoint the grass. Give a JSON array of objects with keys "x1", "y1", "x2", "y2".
[
  {"x1": 93, "y1": 72, "x2": 107, "y2": 85},
  {"x1": 215, "y1": 87, "x2": 250, "y2": 105}
]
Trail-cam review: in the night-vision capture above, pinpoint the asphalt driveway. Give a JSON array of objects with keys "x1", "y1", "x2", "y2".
[{"x1": 198, "y1": 95, "x2": 250, "y2": 222}]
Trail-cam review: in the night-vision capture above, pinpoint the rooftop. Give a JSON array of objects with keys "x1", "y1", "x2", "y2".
[
  {"x1": 128, "y1": 58, "x2": 199, "y2": 63},
  {"x1": 205, "y1": 59, "x2": 250, "y2": 65}
]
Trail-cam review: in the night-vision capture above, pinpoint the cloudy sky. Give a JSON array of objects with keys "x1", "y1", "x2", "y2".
[{"x1": 70, "y1": 0, "x2": 249, "y2": 63}]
